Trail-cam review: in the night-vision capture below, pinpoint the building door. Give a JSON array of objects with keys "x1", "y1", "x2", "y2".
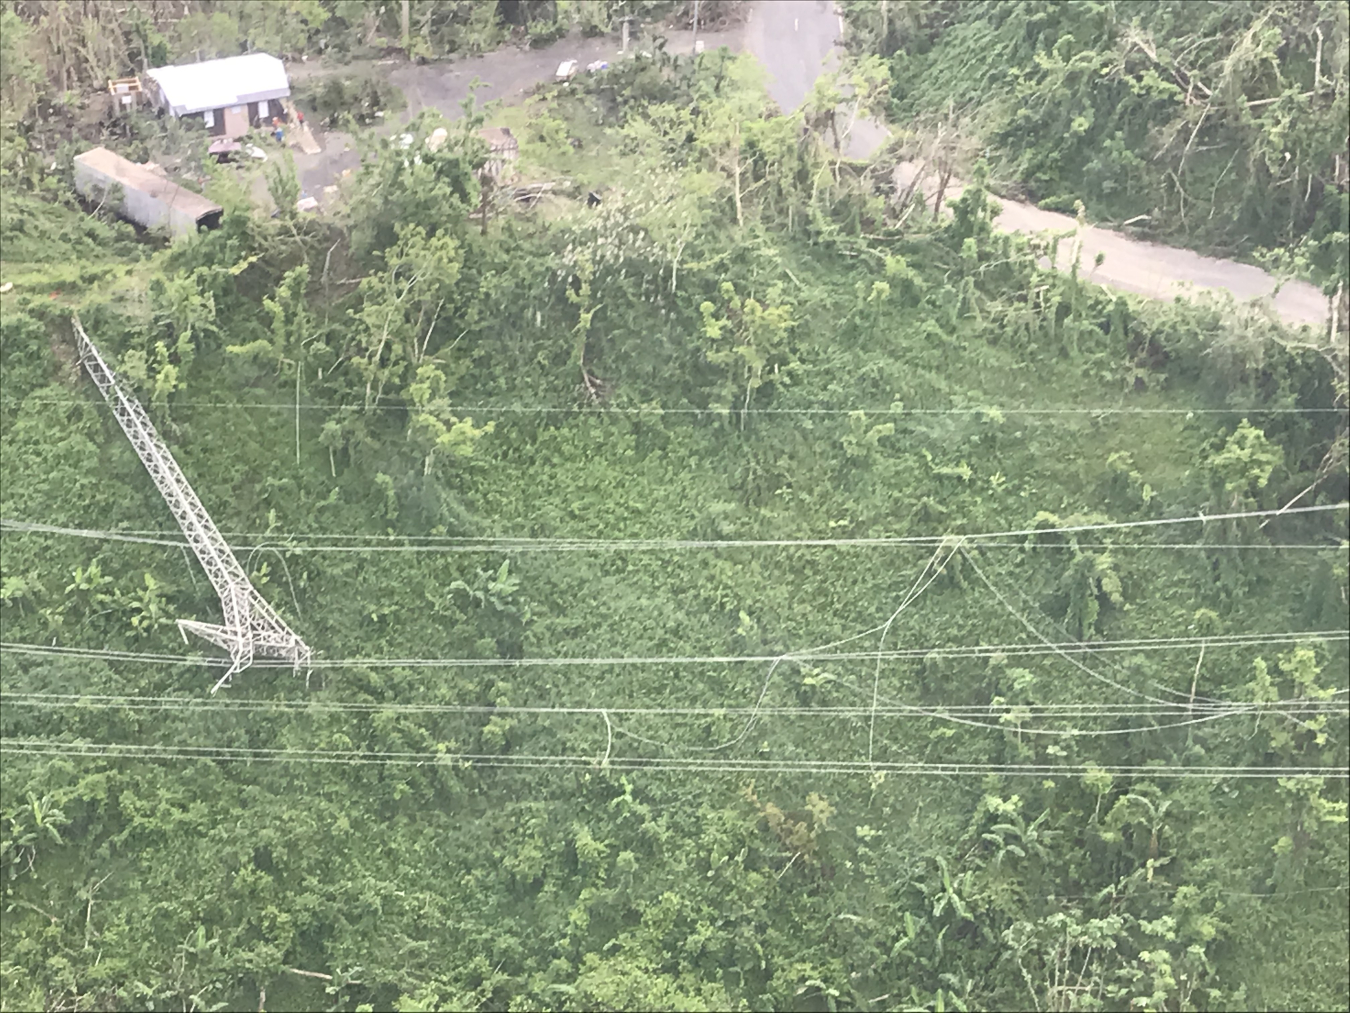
[{"x1": 223, "y1": 105, "x2": 249, "y2": 138}]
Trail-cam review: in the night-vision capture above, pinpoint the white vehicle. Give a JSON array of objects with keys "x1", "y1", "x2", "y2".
[{"x1": 555, "y1": 60, "x2": 579, "y2": 82}]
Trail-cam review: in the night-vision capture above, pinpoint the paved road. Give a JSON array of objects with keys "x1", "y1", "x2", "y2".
[
  {"x1": 287, "y1": 1, "x2": 1330, "y2": 332},
  {"x1": 894, "y1": 162, "x2": 1331, "y2": 330},
  {"x1": 741, "y1": 0, "x2": 888, "y2": 157},
  {"x1": 742, "y1": 0, "x2": 837, "y2": 112},
  {"x1": 744, "y1": 0, "x2": 1327, "y2": 330}
]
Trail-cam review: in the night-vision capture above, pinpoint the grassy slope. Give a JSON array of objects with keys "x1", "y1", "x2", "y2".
[{"x1": 2, "y1": 60, "x2": 1347, "y2": 1013}]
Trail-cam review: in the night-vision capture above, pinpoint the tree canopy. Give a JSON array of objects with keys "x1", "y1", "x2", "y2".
[{"x1": 1, "y1": 4, "x2": 1348, "y2": 1012}]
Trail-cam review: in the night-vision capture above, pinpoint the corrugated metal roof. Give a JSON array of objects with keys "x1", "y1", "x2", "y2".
[
  {"x1": 147, "y1": 53, "x2": 290, "y2": 116},
  {"x1": 74, "y1": 147, "x2": 223, "y2": 220}
]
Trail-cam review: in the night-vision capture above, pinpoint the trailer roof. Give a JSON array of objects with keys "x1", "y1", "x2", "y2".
[{"x1": 74, "y1": 147, "x2": 222, "y2": 221}]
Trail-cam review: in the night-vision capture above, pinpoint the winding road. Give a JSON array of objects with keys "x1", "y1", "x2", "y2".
[
  {"x1": 292, "y1": 1, "x2": 1331, "y2": 332},
  {"x1": 740, "y1": 1, "x2": 1330, "y2": 331}
]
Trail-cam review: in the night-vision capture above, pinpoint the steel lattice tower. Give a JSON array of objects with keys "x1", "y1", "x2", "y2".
[{"x1": 73, "y1": 316, "x2": 312, "y2": 692}]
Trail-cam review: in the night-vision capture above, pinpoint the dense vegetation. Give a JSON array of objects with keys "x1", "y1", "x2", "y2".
[
  {"x1": 2, "y1": 4, "x2": 1349, "y2": 1012},
  {"x1": 841, "y1": 0, "x2": 1350, "y2": 288}
]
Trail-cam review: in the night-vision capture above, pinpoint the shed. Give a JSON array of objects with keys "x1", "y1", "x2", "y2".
[
  {"x1": 74, "y1": 147, "x2": 223, "y2": 238},
  {"x1": 478, "y1": 127, "x2": 519, "y2": 181},
  {"x1": 146, "y1": 53, "x2": 290, "y2": 138}
]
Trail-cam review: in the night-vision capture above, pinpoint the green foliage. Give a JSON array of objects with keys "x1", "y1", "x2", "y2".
[
  {"x1": 292, "y1": 72, "x2": 407, "y2": 129},
  {"x1": 853, "y1": 0, "x2": 1350, "y2": 280},
  {"x1": 1, "y1": 15, "x2": 1347, "y2": 1013},
  {"x1": 1206, "y1": 418, "x2": 1284, "y2": 510},
  {"x1": 697, "y1": 281, "x2": 797, "y2": 420}
]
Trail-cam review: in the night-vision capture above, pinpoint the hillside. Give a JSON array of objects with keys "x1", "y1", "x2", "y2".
[{"x1": 2, "y1": 4, "x2": 1348, "y2": 1012}]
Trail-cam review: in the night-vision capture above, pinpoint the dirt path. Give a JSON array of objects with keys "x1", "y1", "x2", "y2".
[{"x1": 287, "y1": 21, "x2": 743, "y2": 197}]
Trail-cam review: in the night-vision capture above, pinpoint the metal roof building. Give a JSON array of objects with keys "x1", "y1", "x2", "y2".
[
  {"x1": 73, "y1": 147, "x2": 223, "y2": 238},
  {"x1": 146, "y1": 53, "x2": 290, "y2": 117}
]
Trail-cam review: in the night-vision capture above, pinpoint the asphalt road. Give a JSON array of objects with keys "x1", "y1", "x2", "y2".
[
  {"x1": 742, "y1": 0, "x2": 838, "y2": 112},
  {"x1": 741, "y1": 0, "x2": 890, "y2": 157},
  {"x1": 749, "y1": 0, "x2": 1327, "y2": 330},
  {"x1": 288, "y1": 1, "x2": 1330, "y2": 332}
]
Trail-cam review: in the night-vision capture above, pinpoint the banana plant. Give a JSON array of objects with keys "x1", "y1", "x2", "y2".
[
  {"x1": 1, "y1": 793, "x2": 69, "y2": 880},
  {"x1": 1102, "y1": 789, "x2": 1174, "y2": 883},
  {"x1": 930, "y1": 855, "x2": 973, "y2": 920},
  {"x1": 983, "y1": 807, "x2": 1059, "y2": 871}
]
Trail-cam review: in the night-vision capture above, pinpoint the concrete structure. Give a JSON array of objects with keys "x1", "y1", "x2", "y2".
[
  {"x1": 73, "y1": 147, "x2": 223, "y2": 239},
  {"x1": 478, "y1": 127, "x2": 519, "y2": 181},
  {"x1": 146, "y1": 53, "x2": 290, "y2": 139}
]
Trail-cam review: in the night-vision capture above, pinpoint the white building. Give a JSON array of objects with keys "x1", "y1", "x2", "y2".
[{"x1": 146, "y1": 53, "x2": 291, "y2": 139}]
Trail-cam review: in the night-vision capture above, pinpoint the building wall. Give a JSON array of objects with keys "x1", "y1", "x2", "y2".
[{"x1": 249, "y1": 98, "x2": 281, "y2": 127}]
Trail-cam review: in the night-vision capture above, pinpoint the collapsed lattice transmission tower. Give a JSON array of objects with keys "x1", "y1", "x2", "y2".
[{"x1": 73, "y1": 316, "x2": 312, "y2": 692}]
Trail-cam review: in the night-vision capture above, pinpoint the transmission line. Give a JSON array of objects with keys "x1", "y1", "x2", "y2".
[
  {"x1": 3, "y1": 630, "x2": 1340, "y2": 670},
  {"x1": 4, "y1": 692, "x2": 1343, "y2": 718},
  {"x1": 5, "y1": 396, "x2": 1345, "y2": 415},
  {"x1": 2, "y1": 504, "x2": 1345, "y2": 554},
  {"x1": 1, "y1": 740, "x2": 1343, "y2": 778}
]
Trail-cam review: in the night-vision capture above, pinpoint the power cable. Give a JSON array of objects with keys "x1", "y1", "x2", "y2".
[
  {"x1": 2, "y1": 504, "x2": 1345, "y2": 553},
  {"x1": 5, "y1": 396, "x2": 1345, "y2": 415},
  {"x1": 1, "y1": 740, "x2": 1343, "y2": 778},
  {"x1": 10, "y1": 527, "x2": 1340, "y2": 548},
  {"x1": 4, "y1": 693, "x2": 1344, "y2": 717},
  {"x1": 4, "y1": 630, "x2": 1340, "y2": 670}
]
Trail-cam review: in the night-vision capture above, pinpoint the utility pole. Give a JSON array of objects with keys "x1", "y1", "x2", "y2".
[
  {"x1": 691, "y1": 0, "x2": 701, "y2": 54},
  {"x1": 72, "y1": 317, "x2": 312, "y2": 693},
  {"x1": 401, "y1": 0, "x2": 411, "y2": 56}
]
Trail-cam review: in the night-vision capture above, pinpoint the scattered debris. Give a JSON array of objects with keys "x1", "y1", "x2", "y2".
[
  {"x1": 107, "y1": 76, "x2": 144, "y2": 112},
  {"x1": 510, "y1": 181, "x2": 564, "y2": 207},
  {"x1": 209, "y1": 138, "x2": 242, "y2": 161}
]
